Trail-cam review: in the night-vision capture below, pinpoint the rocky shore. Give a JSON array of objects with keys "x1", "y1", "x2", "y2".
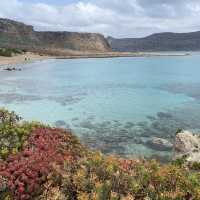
[
  {"x1": 174, "y1": 130, "x2": 200, "y2": 163},
  {"x1": 144, "y1": 130, "x2": 200, "y2": 163}
]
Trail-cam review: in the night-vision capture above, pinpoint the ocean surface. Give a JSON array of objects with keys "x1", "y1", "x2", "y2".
[{"x1": 1, "y1": 55, "x2": 200, "y2": 160}]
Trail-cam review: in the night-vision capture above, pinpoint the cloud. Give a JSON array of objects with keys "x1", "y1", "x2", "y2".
[{"x1": 0, "y1": 0, "x2": 200, "y2": 37}]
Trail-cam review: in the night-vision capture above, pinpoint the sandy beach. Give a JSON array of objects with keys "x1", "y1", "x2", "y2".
[
  {"x1": 0, "y1": 52, "x2": 52, "y2": 68},
  {"x1": 0, "y1": 51, "x2": 189, "y2": 69}
]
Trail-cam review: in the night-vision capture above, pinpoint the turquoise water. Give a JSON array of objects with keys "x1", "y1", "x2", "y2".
[{"x1": 1, "y1": 55, "x2": 200, "y2": 160}]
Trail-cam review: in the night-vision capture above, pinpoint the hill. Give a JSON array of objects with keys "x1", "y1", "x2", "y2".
[
  {"x1": 0, "y1": 18, "x2": 111, "y2": 55},
  {"x1": 108, "y1": 31, "x2": 200, "y2": 52}
]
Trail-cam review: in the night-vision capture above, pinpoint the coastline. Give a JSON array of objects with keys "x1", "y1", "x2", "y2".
[
  {"x1": 0, "y1": 51, "x2": 189, "y2": 67},
  {"x1": 55, "y1": 51, "x2": 189, "y2": 59},
  {"x1": 0, "y1": 52, "x2": 52, "y2": 68}
]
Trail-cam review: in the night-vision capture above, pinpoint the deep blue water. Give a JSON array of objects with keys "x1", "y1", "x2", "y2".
[{"x1": 1, "y1": 55, "x2": 200, "y2": 160}]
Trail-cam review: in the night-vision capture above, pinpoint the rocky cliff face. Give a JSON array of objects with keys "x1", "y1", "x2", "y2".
[
  {"x1": 108, "y1": 31, "x2": 200, "y2": 52},
  {"x1": 0, "y1": 18, "x2": 111, "y2": 53},
  {"x1": 36, "y1": 31, "x2": 110, "y2": 52}
]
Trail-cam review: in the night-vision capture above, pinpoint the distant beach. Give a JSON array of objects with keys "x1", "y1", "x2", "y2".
[
  {"x1": 0, "y1": 51, "x2": 189, "y2": 67},
  {"x1": 0, "y1": 52, "x2": 51, "y2": 68}
]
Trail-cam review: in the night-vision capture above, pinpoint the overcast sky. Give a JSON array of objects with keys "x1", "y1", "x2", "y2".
[{"x1": 0, "y1": 0, "x2": 200, "y2": 38}]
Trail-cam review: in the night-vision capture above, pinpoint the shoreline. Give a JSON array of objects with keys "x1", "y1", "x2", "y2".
[
  {"x1": 55, "y1": 51, "x2": 190, "y2": 60},
  {"x1": 0, "y1": 51, "x2": 189, "y2": 67},
  {"x1": 0, "y1": 52, "x2": 52, "y2": 68}
]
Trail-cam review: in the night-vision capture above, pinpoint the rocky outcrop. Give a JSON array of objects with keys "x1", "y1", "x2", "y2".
[
  {"x1": 174, "y1": 130, "x2": 200, "y2": 162},
  {"x1": 108, "y1": 31, "x2": 200, "y2": 52},
  {"x1": 4, "y1": 67, "x2": 22, "y2": 71},
  {"x1": 146, "y1": 137, "x2": 173, "y2": 151},
  {"x1": 0, "y1": 18, "x2": 111, "y2": 53}
]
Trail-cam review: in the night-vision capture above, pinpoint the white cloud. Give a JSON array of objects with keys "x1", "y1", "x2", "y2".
[{"x1": 0, "y1": 0, "x2": 200, "y2": 37}]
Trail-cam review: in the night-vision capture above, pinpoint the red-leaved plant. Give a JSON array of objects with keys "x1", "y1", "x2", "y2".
[{"x1": 0, "y1": 127, "x2": 80, "y2": 200}]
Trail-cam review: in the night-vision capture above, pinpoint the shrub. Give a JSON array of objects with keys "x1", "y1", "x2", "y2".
[
  {"x1": 0, "y1": 126, "x2": 85, "y2": 200},
  {"x1": 0, "y1": 49, "x2": 12, "y2": 57},
  {"x1": 46, "y1": 154, "x2": 200, "y2": 200},
  {"x1": 190, "y1": 162, "x2": 200, "y2": 171},
  {"x1": 0, "y1": 109, "x2": 38, "y2": 160},
  {"x1": 0, "y1": 48, "x2": 24, "y2": 57}
]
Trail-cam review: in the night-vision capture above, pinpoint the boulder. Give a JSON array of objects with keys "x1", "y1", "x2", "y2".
[
  {"x1": 146, "y1": 137, "x2": 173, "y2": 151},
  {"x1": 174, "y1": 130, "x2": 200, "y2": 162}
]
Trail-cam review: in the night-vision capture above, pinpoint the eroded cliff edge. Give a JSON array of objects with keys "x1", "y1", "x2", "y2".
[{"x1": 0, "y1": 18, "x2": 111, "y2": 54}]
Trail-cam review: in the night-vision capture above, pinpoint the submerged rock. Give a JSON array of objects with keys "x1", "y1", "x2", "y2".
[
  {"x1": 124, "y1": 122, "x2": 135, "y2": 129},
  {"x1": 133, "y1": 137, "x2": 144, "y2": 144},
  {"x1": 79, "y1": 120, "x2": 95, "y2": 129},
  {"x1": 146, "y1": 137, "x2": 173, "y2": 151},
  {"x1": 157, "y1": 112, "x2": 173, "y2": 119},
  {"x1": 54, "y1": 120, "x2": 70, "y2": 129},
  {"x1": 174, "y1": 130, "x2": 200, "y2": 162},
  {"x1": 72, "y1": 117, "x2": 79, "y2": 121}
]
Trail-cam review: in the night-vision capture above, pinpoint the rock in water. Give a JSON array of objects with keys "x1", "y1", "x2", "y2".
[
  {"x1": 146, "y1": 137, "x2": 173, "y2": 151},
  {"x1": 4, "y1": 67, "x2": 22, "y2": 71},
  {"x1": 174, "y1": 130, "x2": 200, "y2": 162}
]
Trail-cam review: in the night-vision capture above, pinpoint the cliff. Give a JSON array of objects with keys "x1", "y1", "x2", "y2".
[
  {"x1": 0, "y1": 18, "x2": 111, "y2": 54},
  {"x1": 108, "y1": 31, "x2": 200, "y2": 52}
]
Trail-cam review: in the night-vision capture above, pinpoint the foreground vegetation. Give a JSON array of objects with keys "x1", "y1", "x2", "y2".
[
  {"x1": 0, "y1": 48, "x2": 26, "y2": 57},
  {"x1": 0, "y1": 109, "x2": 200, "y2": 200}
]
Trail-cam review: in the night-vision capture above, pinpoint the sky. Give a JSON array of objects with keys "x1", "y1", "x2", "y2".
[{"x1": 0, "y1": 0, "x2": 200, "y2": 38}]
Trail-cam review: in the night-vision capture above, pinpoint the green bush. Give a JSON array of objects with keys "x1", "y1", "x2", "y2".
[
  {"x1": 0, "y1": 48, "x2": 24, "y2": 57},
  {"x1": 0, "y1": 49, "x2": 12, "y2": 57},
  {"x1": 0, "y1": 108, "x2": 39, "y2": 160}
]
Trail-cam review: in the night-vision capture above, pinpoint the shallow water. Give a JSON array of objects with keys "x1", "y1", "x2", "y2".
[{"x1": 1, "y1": 55, "x2": 200, "y2": 160}]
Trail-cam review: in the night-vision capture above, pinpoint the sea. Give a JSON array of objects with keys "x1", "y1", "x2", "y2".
[{"x1": 1, "y1": 54, "x2": 200, "y2": 160}]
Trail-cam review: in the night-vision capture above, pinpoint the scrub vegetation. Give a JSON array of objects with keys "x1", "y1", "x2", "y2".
[
  {"x1": 0, "y1": 109, "x2": 200, "y2": 200},
  {"x1": 0, "y1": 48, "x2": 26, "y2": 57}
]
